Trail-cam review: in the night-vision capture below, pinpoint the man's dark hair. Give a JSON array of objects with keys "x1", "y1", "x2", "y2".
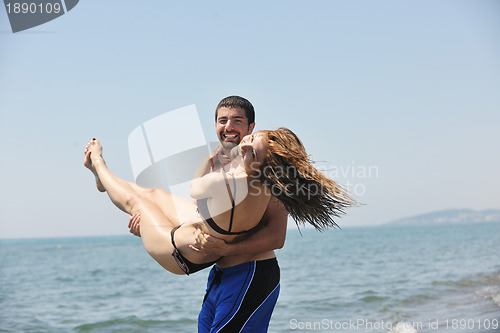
[{"x1": 215, "y1": 96, "x2": 255, "y2": 125}]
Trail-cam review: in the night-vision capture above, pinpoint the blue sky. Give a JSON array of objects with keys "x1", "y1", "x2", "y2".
[{"x1": 1, "y1": 0, "x2": 499, "y2": 239}]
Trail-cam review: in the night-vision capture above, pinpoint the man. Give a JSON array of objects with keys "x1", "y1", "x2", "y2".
[{"x1": 128, "y1": 96, "x2": 288, "y2": 332}]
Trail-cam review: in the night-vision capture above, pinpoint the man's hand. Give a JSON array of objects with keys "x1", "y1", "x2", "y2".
[
  {"x1": 189, "y1": 228, "x2": 228, "y2": 256},
  {"x1": 128, "y1": 212, "x2": 141, "y2": 237}
]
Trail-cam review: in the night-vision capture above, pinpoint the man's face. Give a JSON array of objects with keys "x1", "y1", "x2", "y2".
[{"x1": 216, "y1": 107, "x2": 255, "y2": 150}]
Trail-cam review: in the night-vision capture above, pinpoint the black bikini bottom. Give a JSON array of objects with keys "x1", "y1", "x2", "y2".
[{"x1": 170, "y1": 225, "x2": 220, "y2": 275}]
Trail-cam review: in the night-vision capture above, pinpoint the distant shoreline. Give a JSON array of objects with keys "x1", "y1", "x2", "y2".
[{"x1": 386, "y1": 208, "x2": 500, "y2": 226}]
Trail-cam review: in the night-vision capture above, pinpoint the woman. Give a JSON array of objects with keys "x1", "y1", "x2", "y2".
[{"x1": 84, "y1": 128, "x2": 355, "y2": 275}]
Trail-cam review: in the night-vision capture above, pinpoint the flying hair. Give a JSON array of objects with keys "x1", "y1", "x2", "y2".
[{"x1": 258, "y1": 128, "x2": 356, "y2": 230}]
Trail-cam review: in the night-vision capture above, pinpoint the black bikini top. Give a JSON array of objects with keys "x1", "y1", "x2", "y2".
[{"x1": 197, "y1": 172, "x2": 260, "y2": 236}]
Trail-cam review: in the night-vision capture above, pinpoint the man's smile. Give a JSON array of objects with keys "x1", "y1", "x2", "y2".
[{"x1": 223, "y1": 133, "x2": 238, "y2": 141}]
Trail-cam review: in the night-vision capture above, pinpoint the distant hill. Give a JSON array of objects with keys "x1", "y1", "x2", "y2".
[{"x1": 386, "y1": 209, "x2": 500, "y2": 226}]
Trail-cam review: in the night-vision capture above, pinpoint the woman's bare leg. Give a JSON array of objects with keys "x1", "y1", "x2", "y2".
[
  {"x1": 84, "y1": 140, "x2": 106, "y2": 192},
  {"x1": 84, "y1": 139, "x2": 149, "y2": 214},
  {"x1": 83, "y1": 139, "x2": 197, "y2": 274},
  {"x1": 84, "y1": 140, "x2": 177, "y2": 217},
  {"x1": 128, "y1": 196, "x2": 184, "y2": 274},
  {"x1": 126, "y1": 183, "x2": 177, "y2": 218}
]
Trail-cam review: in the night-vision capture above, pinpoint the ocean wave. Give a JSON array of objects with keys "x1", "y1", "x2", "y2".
[
  {"x1": 74, "y1": 315, "x2": 195, "y2": 333},
  {"x1": 356, "y1": 289, "x2": 391, "y2": 303},
  {"x1": 432, "y1": 271, "x2": 500, "y2": 289},
  {"x1": 390, "y1": 322, "x2": 418, "y2": 333},
  {"x1": 400, "y1": 293, "x2": 435, "y2": 306},
  {"x1": 476, "y1": 285, "x2": 500, "y2": 307},
  {"x1": 359, "y1": 294, "x2": 388, "y2": 303}
]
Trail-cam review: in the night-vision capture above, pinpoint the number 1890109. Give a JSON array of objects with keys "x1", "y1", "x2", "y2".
[{"x1": 5, "y1": 2, "x2": 62, "y2": 14}]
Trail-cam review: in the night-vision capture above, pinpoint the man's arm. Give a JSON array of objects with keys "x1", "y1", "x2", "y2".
[{"x1": 189, "y1": 197, "x2": 288, "y2": 256}]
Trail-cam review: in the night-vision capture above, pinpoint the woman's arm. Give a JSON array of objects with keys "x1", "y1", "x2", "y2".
[
  {"x1": 191, "y1": 144, "x2": 240, "y2": 199},
  {"x1": 192, "y1": 147, "x2": 218, "y2": 180},
  {"x1": 190, "y1": 171, "x2": 229, "y2": 199}
]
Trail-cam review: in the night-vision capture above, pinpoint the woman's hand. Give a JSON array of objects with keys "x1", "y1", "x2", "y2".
[
  {"x1": 210, "y1": 144, "x2": 231, "y2": 166},
  {"x1": 189, "y1": 228, "x2": 228, "y2": 256},
  {"x1": 216, "y1": 152, "x2": 231, "y2": 165}
]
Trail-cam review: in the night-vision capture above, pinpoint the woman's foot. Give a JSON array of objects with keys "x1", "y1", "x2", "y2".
[{"x1": 84, "y1": 138, "x2": 106, "y2": 192}]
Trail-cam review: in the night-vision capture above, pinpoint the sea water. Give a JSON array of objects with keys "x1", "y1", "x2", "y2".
[{"x1": 1, "y1": 222, "x2": 499, "y2": 332}]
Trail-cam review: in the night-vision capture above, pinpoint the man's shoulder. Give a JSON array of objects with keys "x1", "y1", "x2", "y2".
[{"x1": 263, "y1": 197, "x2": 288, "y2": 219}]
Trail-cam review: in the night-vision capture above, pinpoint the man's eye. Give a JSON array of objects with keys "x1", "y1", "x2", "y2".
[{"x1": 252, "y1": 151, "x2": 256, "y2": 159}]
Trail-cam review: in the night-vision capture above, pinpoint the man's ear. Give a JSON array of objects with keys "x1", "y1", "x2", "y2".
[{"x1": 248, "y1": 122, "x2": 256, "y2": 133}]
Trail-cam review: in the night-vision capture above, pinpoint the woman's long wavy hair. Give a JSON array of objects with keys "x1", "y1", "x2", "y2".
[{"x1": 258, "y1": 128, "x2": 356, "y2": 230}]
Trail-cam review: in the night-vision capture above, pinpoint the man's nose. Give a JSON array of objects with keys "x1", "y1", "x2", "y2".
[{"x1": 225, "y1": 120, "x2": 235, "y2": 131}]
